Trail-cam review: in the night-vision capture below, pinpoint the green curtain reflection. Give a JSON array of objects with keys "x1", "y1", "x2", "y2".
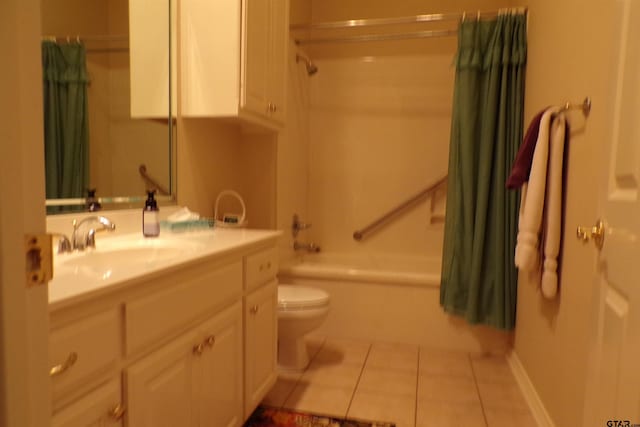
[
  {"x1": 440, "y1": 14, "x2": 527, "y2": 330},
  {"x1": 42, "y1": 40, "x2": 89, "y2": 200}
]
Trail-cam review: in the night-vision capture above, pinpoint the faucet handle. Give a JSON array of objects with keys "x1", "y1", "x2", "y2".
[
  {"x1": 52, "y1": 234, "x2": 72, "y2": 254},
  {"x1": 86, "y1": 229, "x2": 97, "y2": 249},
  {"x1": 292, "y1": 214, "x2": 312, "y2": 238}
]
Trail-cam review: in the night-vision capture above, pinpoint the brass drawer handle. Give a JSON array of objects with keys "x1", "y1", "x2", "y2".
[
  {"x1": 108, "y1": 403, "x2": 126, "y2": 420},
  {"x1": 205, "y1": 335, "x2": 216, "y2": 348},
  {"x1": 49, "y1": 352, "x2": 78, "y2": 377},
  {"x1": 250, "y1": 305, "x2": 260, "y2": 314},
  {"x1": 193, "y1": 342, "x2": 205, "y2": 355},
  {"x1": 259, "y1": 261, "x2": 272, "y2": 272}
]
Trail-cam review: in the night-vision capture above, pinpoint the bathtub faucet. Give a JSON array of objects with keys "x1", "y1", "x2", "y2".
[
  {"x1": 293, "y1": 241, "x2": 321, "y2": 253},
  {"x1": 292, "y1": 214, "x2": 312, "y2": 238}
]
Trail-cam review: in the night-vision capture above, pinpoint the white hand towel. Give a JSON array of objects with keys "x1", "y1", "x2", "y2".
[
  {"x1": 515, "y1": 107, "x2": 560, "y2": 270},
  {"x1": 541, "y1": 113, "x2": 566, "y2": 298}
]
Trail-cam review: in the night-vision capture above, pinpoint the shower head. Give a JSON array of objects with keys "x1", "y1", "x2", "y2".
[{"x1": 296, "y1": 53, "x2": 318, "y2": 76}]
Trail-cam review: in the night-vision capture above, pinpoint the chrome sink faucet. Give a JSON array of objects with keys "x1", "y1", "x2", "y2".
[{"x1": 71, "y1": 216, "x2": 116, "y2": 250}]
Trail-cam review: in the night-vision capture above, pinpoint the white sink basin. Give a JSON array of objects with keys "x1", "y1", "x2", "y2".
[{"x1": 55, "y1": 235, "x2": 206, "y2": 280}]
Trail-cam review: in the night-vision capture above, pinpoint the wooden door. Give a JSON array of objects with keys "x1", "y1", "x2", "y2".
[{"x1": 583, "y1": 0, "x2": 640, "y2": 424}]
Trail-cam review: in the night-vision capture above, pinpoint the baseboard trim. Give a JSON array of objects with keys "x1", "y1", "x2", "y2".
[{"x1": 507, "y1": 351, "x2": 556, "y2": 427}]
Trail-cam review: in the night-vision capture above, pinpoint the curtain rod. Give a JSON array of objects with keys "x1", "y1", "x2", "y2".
[
  {"x1": 42, "y1": 35, "x2": 129, "y2": 43},
  {"x1": 290, "y1": 8, "x2": 527, "y2": 31},
  {"x1": 297, "y1": 29, "x2": 458, "y2": 45},
  {"x1": 291, "y1": 8, "x2": 527, "y2": 45}
]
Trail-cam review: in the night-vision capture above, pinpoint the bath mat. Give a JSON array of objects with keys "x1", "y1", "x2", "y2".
[{"x1": 244, "y1": 406, "x2": 396, "y2": 427}]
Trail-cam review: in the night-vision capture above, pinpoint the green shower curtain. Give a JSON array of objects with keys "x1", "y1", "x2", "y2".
[
  {"x1": 440, "y1": 14, "x2": 526, "y2": 330},
  {"x1": 42, "y1": 41, "x2": 90, "y2": 200}
]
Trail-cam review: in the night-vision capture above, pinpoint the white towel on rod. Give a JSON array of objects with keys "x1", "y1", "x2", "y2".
[{"x1": 515, "y1": 107, "x2": 566, "y2": 299}]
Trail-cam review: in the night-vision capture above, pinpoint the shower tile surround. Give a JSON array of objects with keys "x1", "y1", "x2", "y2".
[{"x1": 262, "y1": 336, "x2": 537, "y2": 427}]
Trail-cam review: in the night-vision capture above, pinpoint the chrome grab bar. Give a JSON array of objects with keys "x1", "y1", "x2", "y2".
[
  {"x1": 139, "y1": 164, "x2": 170, "y2": 196},
  {"x1": 353, "y1": 175, "x2": 447, "y2": 241}
]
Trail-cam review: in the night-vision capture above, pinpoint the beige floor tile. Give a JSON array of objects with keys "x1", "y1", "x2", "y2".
[
  {"x1": 416, "y1": 401, "x2": 487, "y2": 427},
  {"x1": 301, "y1": 362, "x2": 364, "y2": 389},
  {"x1": 418, "y1": 375, "x2": 481, "y2": 405},
  {"x1": 284, "y1": 383, "x2": 353, "y2": 418},
  {"x1": 419, "y1": 348, "x2": 473, "y2": 378},
  {"x1": 476, "y1": 381, "x2": 529, "y2": 411},
  {"x1": 366, "y1": 342, "x2": 419, "y2": 373},
  {"x1": 470, "y1": 355, "x2": 515, "y2": 383},
  {"x1": 348, "y1": 390, "x2": 416, "y2": 427},
  {"x1": 313, "y1": 337, "x2": 371, "y2": 365},
  {"x1": 484, "y1": 407, "x2": 537, "y2": 427},
  {"x1": 357, "y1": 367, "x2": 417, "y2": 397},
  {"x1": 261, "y1": 377, "x2": 299, "y2": 408}
]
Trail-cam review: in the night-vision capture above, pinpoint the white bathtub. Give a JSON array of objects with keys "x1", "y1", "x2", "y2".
[
  {"x1": 278, "y1": 253, "x2": 511, "y2": 353},
  {"x1": 279, "y1": 253, "x2": 441, "y2": 287}
]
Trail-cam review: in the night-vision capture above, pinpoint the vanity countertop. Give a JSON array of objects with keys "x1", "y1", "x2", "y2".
[{"x1": 49, "y1": 228, "x2": 281, "y2": 312}]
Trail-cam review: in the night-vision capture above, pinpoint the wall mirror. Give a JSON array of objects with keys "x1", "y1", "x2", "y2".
[{"x1": 41, "y1": 0, "x2": 176, "y2": 213}]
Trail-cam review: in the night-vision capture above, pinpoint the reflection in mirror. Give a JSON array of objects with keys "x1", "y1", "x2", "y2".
[{"x1": 41, "y1": 0, "x2": 175, "y2": 213}]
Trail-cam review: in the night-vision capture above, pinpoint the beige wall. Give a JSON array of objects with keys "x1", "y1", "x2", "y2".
[
  {"x1": 514, "y1": 0, "x2": 617, "y2": 426},
  {"x1": 306, "y1": 54, "x2": 451, "y2": 256},
  {"x1": 176, "y1": 119, "x2": 243, "y2": 217},
  {"x1": 277, "y1": 37, "x2": 312, "y2": 260},
  {"x1": 301, "y1": 0, "x2": 507, "y2": 257}
]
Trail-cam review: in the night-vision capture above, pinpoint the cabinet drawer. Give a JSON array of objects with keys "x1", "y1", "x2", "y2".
[
  {"x1": 244, "y1": 247, "x2": 278, "y2": 291},
  {"x1": 52, "y1": 378, "x2": 122, "y2": 426},
  {"x1": 126, "y1": 261, "x2": 242, "y2": 355},
  {"x1": 49, "y1": 309, "x2": 120, "y2": 403}
]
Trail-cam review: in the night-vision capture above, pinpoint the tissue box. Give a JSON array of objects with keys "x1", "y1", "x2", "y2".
[{"x1": 160, "y1": 218, "x2": 215, "y2": 232}]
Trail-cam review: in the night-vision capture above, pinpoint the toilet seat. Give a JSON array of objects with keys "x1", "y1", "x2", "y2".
[{"x1": 278, "y1": 285, "x2": 330, "y2": 311}]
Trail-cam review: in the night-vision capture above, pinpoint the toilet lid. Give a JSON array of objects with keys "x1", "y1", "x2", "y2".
[{"x1": 278, "y1": 285, "x2": 330, "y2": 310}]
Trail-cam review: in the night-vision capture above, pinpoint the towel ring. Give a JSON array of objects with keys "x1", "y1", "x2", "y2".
[{"x1": 561, "y1": 97, "x2": 591, "y2": 117}]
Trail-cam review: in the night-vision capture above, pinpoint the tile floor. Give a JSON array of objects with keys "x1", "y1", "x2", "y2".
[{"x1": 262, "y1": 336, "x2": 538, "y2": 427}]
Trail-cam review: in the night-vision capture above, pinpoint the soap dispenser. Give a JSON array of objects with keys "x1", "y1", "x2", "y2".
[{"x1": 143, "y1": 190, "x2": 160, "y2": 237}]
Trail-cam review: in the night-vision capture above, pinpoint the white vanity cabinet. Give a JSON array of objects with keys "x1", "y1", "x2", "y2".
[
  {"x1": 48, "y1": 235, "x2": 279, "y2": 427},
  {"x1": 180, "y1": 0, "x2": 288, "y2": 128},
  {"x1": 126, "y1": 302, "x2": 243, "y2": 427},
  {"x1": 243, "y1": 248, "x2": 279, "y2": 417}
]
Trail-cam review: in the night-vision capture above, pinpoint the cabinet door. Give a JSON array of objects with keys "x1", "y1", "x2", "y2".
[
  {"x1": 52, "y1": 378, "x2": 122, "y2": 427},
  {"x1": 242, "y1": 0, "x2": 270, "y2": 117},
  {"x1": 267, "y1": 0, "x2": 288, "y2": 124},
  {"x1": 196, "y1": 302, "x2": 243, "y2": 427},
  {"x1": 244, "y1": 280, "x2": 278, "y2": 417},
  {"x1": 126, "y1": 332, "x2": 197, "y2": 427}
]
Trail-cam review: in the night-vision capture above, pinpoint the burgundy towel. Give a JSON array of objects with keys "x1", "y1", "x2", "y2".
[{"x1": 506, "y1": 109, "x2": 547, "y2": 189}]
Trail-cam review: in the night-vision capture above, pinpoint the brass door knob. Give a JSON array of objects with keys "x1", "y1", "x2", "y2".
[{"x1": 576, "y1": 219, "x2": 605, "y2": 249}]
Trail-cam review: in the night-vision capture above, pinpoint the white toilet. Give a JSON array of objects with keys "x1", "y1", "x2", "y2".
[{"x1": 277, "y1": 285, "x2": 330, "y2": 371}]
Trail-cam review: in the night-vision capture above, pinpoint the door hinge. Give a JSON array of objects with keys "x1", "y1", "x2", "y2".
[{"x1": 24, "y1": 233, "x2": 53, "y2": 287}]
